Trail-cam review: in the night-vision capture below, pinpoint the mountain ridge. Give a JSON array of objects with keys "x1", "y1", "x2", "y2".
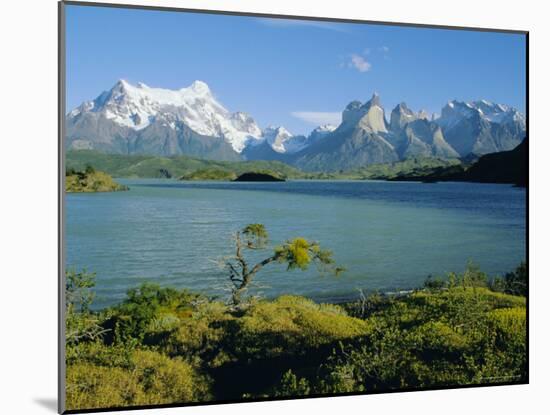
[{"x1": 66, "y1": 80, "x2": 526, "y2": 171}]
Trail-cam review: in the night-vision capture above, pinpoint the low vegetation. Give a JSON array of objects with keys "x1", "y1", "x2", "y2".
[
  {"x1": 318, "y1": 157, "x2": 464, "y2": 180},
  {"x1": 66, "y1": 145, "x2": 527, "y2": 186},
  {"x1": 65, "y1": 259, "x2": 527, "y2": 410},
  {"x1": 66, "y1": 150, "x2": 306, "y2": 180},
  {"x1": 180, "y1": 168, "x2": 238, "y2": 181},
  {"x1": 66, "y1": 150, "x2": 464, "y2": 181},
  {"x1": 66, "y1": 165, "x2": 128, "y2": 193},
  {"x1": 384, "y1": 140, "x2": 527, "y2": 186}
]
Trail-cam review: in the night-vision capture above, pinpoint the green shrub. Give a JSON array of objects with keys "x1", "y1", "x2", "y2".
[
  {"x1": 233, "y1": 295, "x2": 371, "y2": 359},
  {"x1": 307, "y1": 280, "x2": 527, "y2": 394},
  {"x1": 65, "y1": 270, "x2": 109, "y2": 346},
  {"x1": 66, "y1": 341, "x2": 135, "y2": 369},
  {"x1": 132, "y1": 350, "x2": 211, "y2": 404},
  {"x1": 164, "y1": 300, "x2": 235, "y2": 368},
  {"x1": 485, "y1": 307, "x2": 527, "y2": 379},
  {"x1": 105, "y1": 283, "x2": 202, "y2": 343},
  {"x1": 501, "y1": 262, "x2": 527, "y2": 296},
  {"x1": 65, "y1": 263, "x2": 527, "y2": 405},
  {"x1": 273, "y1": 370, "x2": 311, "y2": 397},
  {"x1": 66, "y1": 348, "x2": 212, "y2": 410},
  {"x1": 66, "y1": 364, "x2": 144, "y2": 410}
]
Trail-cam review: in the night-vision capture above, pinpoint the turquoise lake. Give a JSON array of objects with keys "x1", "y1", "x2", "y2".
[{"x1": 65, "y1": 179, "x2": 526, "y2": 309}]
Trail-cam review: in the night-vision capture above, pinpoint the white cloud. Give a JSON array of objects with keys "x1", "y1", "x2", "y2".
[
  {"x1": 349, "y1": 54, "x2": 371, "y2": 72},
  {"x1": 291, "y1": 111, "x2": 341, "y2": 126},
  {"x1": 379, "y1": 46, "x2": 390, "y2": 53}
]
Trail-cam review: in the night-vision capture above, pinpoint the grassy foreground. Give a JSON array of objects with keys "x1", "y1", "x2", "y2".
[{"x1": 65, "y1": 263, "x2": 526, "y2": 411}]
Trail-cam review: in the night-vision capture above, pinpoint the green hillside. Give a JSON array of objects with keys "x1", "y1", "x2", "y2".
[
  {"x1": 66, "y1": 150, "x2": 463, "y2": 182},
  {"x1": 66, "y1": 150, "x2": 307, "y2": 180},
  {"x1": 309, "y1": 157, "x2": 463, "y2": 180},
  {"x1": 385, "y1": 140, "x2": 527, "y2": 186}
]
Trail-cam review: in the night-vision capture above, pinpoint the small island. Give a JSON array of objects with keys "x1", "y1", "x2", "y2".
[
  {"x1": 233, "y1": 172, "x2": 285, "y2": 182},
  {"x1": 66, "y1": 166, "x2": 129, "y2": 193}
]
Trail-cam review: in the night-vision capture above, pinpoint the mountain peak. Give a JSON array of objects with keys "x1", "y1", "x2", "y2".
[
  {"x1": 396, "y1": 102, "x2": 409, "y2": 111},
  {"x1": 345, "y1": 101, "x2": 363, "y2": 111},
  {"x1": 365, "y1": 92, "x2": 381, "y2": 108},
  {"x1": 188, "y1": 80, "x2": 211, "y2": 95},
  {"x1": 112, "y1": 79, "x2": 130, "y2": 92},
  {"x1": 263, "y1": 125, "x2": 300, "y2": 154},
  {"x1": 390, "y1": 102, "x2": 418, "y2": 131},
  {"x1": 370, "y1": 92, "x2": 381, "y2": 106},
  {"x1": 342, "y1": 94, "x2": 386, "y2": 132},
  {"x1": 264, "y1": 125, "x2": 292, "y2": 137},
  {"x1": 313, "y1": 124, "x2": 337, "y2": 133},
  {"x1": 68, "y1": 79, "x2": 263, "y2": 153},
  {"x1": 440, "y1": 99, "x2": 524, "y2": 125},
  {"x1": 436, "y1": 99, "x2": 526, "y2": 156}
]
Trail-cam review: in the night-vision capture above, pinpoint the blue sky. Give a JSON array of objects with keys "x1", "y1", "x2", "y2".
[{"x1": 66, "y1": 5, "x2": 526, "y2": 135}]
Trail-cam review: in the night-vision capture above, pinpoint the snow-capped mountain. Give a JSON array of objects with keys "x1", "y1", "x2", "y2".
[
  {"x1": 388, "y1": 103, "x2": 458, "y2": 159},
  {"x1": 389, "y1": 102, "x2": 428, "y2": 131},
  {"x1": 67, "y1": 79, "x2": 262, "y2": 155},
  {"x1": 311, "y1": 124, "x2": 337, "y2": 135},
  {"x1": 436, "y1": 100, "x2": 526, "y2": 156},
  {"x1": 291, "y1": 94, "x2": 525, "y2": 171},
  {"x1": 66, "y1": 79, "x2": 526, "y2": 170},
  {"x1": 242, "y1": 124, "x2": 337, "y2": 161},
  {"x1": 341, "y1": 93, "x2": 388, "y2": 133},
  {"x1": 437, "y1": 100, "x2": 525, "y2": 130},
  {"x1": 263, "y1": 125, "x2": 339, "y2": 155},
  {"x1": 263, "y1": 126, "x2": 295, "y2": 153},
  {"x1": 292, "y1": 94, "x2": 399, "y2": 171}
]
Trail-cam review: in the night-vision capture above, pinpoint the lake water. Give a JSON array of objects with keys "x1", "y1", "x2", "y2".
[{"x1": 65, "y1": 179, "x2": 526, "y2": 309}]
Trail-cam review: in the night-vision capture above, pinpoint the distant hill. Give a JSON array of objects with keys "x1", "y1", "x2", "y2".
[
  {"x1": 180, "y1": 169, "x2": 237, "y2": 181},
  {"x1": 461, "y1": 139, "x2": 527, "y2": 186},
  {"x1": 66, "y1": 150, "x2": 306, "y2": 180},
  {"x1": 66, "y1": 150, "x2": 468, "y2": 182},
  {"x1": 388, "y1": 139, "x2": 527, "y2": 186},
  {"x1": 67, "y1": 145, "x2": 526, "y2": 186}
]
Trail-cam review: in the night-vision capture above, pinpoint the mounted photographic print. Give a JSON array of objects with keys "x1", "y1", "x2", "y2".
[{"x1": 59, "y1": 1, "x2": 528, "y2": 413}]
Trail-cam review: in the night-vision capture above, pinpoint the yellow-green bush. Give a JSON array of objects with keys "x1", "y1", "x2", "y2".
[
  {"x1": 164, "y1": 300, "x2": 235, "y2": 367},
  {"x1": 66, "y1": 364, "x2": 144, "y2": 410},
  {"x1": 66, "y1": 348, "x2": 211, "y2": 410},
  {"x1": 485, "y1": 307, "x2": 527, "y2": 376},
  {"x1": 487, "y1": 307, "x2": 526, "y2": 335},
  {"x1": 66, "y1": 341, "x2": 134, "y2": 368},
  {"x1": 65, "y1": 264, "x2": 527, "y2": 406},
  {"x1": 234, "y1": 295, "x2": 371, "y2": 358},
  {"x1": 412, "y1": 321, "x2": 469, "y2": 354},
  {"x1": 131, "y1": 350, "x2": 211, "y2": 404},
  {"x1": 292, "y1": 285, "x2": 527, "y2": 396},
  {"x1": 66, "y1": 170, "x2": 128, "y2": 193}
]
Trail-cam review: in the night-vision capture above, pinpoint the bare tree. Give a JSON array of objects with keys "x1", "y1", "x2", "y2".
[{"x1": 225, "y1": 224, "x2": 345, "y2": 306}]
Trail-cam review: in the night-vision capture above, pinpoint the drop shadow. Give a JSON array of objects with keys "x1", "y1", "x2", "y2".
[{"x1": 34, "y1": 398, "x2": 57, "y2": 413}]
